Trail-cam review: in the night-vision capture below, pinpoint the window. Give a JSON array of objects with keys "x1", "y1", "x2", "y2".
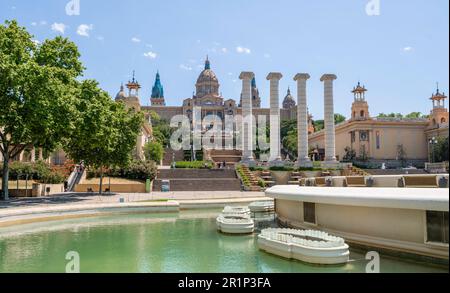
[
  {"x1": 303, "y1": 202, "x2": 316, "y2": 224},
  {"x1": 426, "y1": 211, "x2": 449, "y2": 244},
  {"x1": 441, "y1": 118, "x2": 446, "y2": 124},
  {"x1": 376, "y1": 131, "x2": 381, "y2": 149},
  {"x1": 360, "y1": 110, "x2": 365, "y2": 118}
]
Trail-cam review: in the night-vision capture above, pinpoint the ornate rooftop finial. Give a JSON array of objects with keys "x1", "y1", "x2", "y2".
[
  {"x1": 151, "y1": 71, "x2": 164, "y2": 99},
  {"x1": 205, "y1": 55, "x2": 211, "y2": 70},
  {"x1": 132, "y1": 70, "x2": 136, "y2": 83}
]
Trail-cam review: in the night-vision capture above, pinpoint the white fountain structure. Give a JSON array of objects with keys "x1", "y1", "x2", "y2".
[
  {"x1": 248, "y1": 201, "x2": 275, "y2": 213},
  {"x1": 216, "y1": 206, "x2": 254, "y2": 234},
  {"x1": 258, "y1": 228, "x2": 350, "y2": 265}
]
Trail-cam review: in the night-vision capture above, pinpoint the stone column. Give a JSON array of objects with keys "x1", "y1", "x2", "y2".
[
  {"x1": 267, "y1": 72, "x2": 283, "y2": 165},
  {"x1": 18, "y1": 150, "x2": 24, "y2": 162},
  {"x1": 38, "y1": 148, "x2": 43, "y2": 161},
  {"x1": 294, "y1": 73, "x2": 312, "y2": 167},
  {"x1": 30, "y1": 147, "x2": 36, "y2": 162},
  {"x1": 239, "y1": 71, "x2": 255, "y2": 165},
  {"x1": 320, "y1": 74, "x2": 338, "y2": 164}
]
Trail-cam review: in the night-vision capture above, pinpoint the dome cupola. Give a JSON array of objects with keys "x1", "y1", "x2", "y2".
[{"x1": 282, "y1": 87, "x2": 296, "y2": 109}]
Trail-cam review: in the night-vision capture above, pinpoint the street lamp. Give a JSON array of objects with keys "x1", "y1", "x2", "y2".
[{"x1": 429, "y1": 137, "x2": 438, "y2": 163}]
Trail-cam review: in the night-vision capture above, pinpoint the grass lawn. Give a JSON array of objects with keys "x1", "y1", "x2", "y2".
[{"x1": 82, "y1": 177, "x2": 145, "y2": 185}]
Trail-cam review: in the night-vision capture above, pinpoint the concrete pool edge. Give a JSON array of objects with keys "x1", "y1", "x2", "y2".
[{"x1": 0, "y1": 197, "x2": 273, "y2": 228}]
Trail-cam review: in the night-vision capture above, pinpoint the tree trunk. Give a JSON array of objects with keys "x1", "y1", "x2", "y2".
[
  {"x1": 1, "y1": 154, "x2": 10, "y2": 201},
  {"x1": 99, "y1": 167, "x2": 103, "y2": 195}
]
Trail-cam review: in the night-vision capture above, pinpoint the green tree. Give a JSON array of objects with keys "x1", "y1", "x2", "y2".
[
  {"x1": 144, "y1": 141, "x2": 164, "y2": 163},
  {"x1": 0, "y1": 20, "x2": 81, "y2": 200},
  {"x1": 433, "y1": 137, "x2": 449, "y2": 163},
  {"x1": 64, "y1": 80, "x2": 143, "y2": 194}
]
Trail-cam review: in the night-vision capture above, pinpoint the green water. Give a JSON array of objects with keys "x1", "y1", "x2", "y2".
[{"x1": 0, "y1": 210, "x2": 447, "y2": 273}]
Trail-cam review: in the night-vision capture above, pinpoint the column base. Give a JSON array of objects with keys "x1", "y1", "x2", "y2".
[
  {"x1": 240, "y1": 157, "x2": 256, "y2": 167},
  {"x1": 269, "y1": 159, "x2": 284, "y2": 167},
  {"x1": 321, "y1": 160, "x2": 340, "y2": 169},
  {"x1": 297, "y1": 158, "x2": 313, "y2": 168}
]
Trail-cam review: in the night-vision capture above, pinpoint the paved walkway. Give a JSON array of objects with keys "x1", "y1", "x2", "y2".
[{"x1": 0, "y1": 191, "x2": 267, "y2": 212}]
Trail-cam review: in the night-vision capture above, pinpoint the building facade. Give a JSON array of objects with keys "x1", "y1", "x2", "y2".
[{"x1": 308, "y1": 84, "x2": 449, "y2": 165}]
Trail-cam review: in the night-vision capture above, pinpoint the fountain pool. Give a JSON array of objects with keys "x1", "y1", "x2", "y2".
[{"x1": 0, "y1": 210, "x2": 446, "y2": 273}]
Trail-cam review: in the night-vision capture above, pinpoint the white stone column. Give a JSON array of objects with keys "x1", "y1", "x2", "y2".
[
  {"x1": 19, "y1": 150, "x2": 24, "y2": 162},
  {"x1": 30, "y1": 147, "x2": 36, "y2": 162},
  {"x1": 320, "y1": 74, "x2": 338, "y2": 164},
  {"x1": 239, "y1": 71, "x2": 255, "y2": 164},
  {"x1": 294, "y1": 73, "x2": 312, "y2": 167},
  {"x1": 38, "y1": 148, "x2": 43, "y2": 161},
  {"x1": 266, "y1": 72, "x2": 283, "y2": 165}
]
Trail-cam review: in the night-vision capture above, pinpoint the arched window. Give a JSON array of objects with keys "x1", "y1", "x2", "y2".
[
  {"x1": 360, "y1": 110, "x2": 365, "y2": 118},
  {"x1": 441, "y1": 118, "x2": 446, "y2": 124}
]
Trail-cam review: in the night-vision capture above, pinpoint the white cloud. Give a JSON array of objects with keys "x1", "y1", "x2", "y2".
[
  {"x1": 132, "y1": 37, "x2": 141, "y2": 43},
  {"x1": 143, "y1": 51, "x2": 157, "y2": 59},
  {"x1": 31, "y1": 22, "x2": 38, "y2": 26},
  {"x1": 179, "y1": 64, "x2": 193, "y2": 71},
  {"x1": 236, "y1": 46, "x2": 251, "y2": 54},
  {"x1": 32, "y1": 39, "x2": 41, "y2": 45},
  {"x1": 77, "y1": 24, "x2": 93, "y2": 37},
  {"x1": 40, "y1": 21, "x2": 47, "y2": 26},
  {"x1": 221, "y1": 48, "x2": 228, "y2": 53},
  {"x1": 403, "y1": 46, "x2": 413, "y2": 52},
  {"x1": 96, "y1": 36, "x2": 105, "y2": 41},
  {"x1": 51, "y1": 23, "x2": 66, "y2": 34}
]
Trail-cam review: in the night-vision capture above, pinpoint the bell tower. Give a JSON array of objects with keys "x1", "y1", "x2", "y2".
[
  {"x1": 351, "y1": 82, "x2": 370, "y2": 120},
  {"x1": 429, "y1": 83, "x2": 448, "y2": 128}
]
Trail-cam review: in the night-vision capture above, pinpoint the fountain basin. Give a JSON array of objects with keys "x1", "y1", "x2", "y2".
[
  {"x1": 249, "y1": 201, "x2": 274, "y2": 213},
  {"x1": 216, "y1": 214, "x2": 254, "y2": 234},
  {"x1": 258, "y1": 228, "x2": 350, "y2": 265}
]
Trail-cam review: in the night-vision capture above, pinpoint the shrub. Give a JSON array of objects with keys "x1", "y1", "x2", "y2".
[
  {"x1": 144, "y1": 141, "x2": 164, "y2": 163},
  {"x1": 1, "y1": 161, "x2": 66, "y2": 183},
  {"x1": 124, "y1": 160, "x2": 158, "y2": 180},
  {"x1": 175, "y1": 161, "x2": 213, "y2": 169}
]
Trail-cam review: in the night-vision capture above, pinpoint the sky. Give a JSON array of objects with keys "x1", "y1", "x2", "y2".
[{"x1": 1, "y1": 0, "x2": 449, "y2": 119}]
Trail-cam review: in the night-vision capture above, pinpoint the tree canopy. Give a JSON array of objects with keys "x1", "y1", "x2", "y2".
[
  {"x1": 63, "y1": 80, "x2": 144, "y2": 193},
  {"x1": 0, "y1": 20, "x2": 81, "y2": 199}
]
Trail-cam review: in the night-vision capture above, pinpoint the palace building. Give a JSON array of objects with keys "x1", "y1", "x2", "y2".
[
  {"x1": 141, "y1": 57, "x2": 299, "y2": 124},
  {"x1": 308, "y1": 83, "x2": 449, "y2": 166}
]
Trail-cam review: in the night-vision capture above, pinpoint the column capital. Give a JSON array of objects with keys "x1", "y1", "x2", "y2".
[
  {"x1": 239, "y1": 71, "x2": 255, "y2": 80},
  {"x1": 293, "y1": 73, "x2": 310, "y2": 81},
  {"x1": 266, "y1": 72, "x2": 283, "y2": 81},
  {"x1": 320, "y1": 74, "x2": 337, "y2": 82}
]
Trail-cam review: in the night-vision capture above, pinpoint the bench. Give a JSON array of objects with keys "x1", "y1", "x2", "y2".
[
  {"x1": 403, "y1": 176, "x2": 438, "y2": 188},
  {"x1": 345, "y1": 176, "x2": 366, "y2": 187},
  {"x1": 314, "y1": 177, "x2": 327, "y2": 187}
]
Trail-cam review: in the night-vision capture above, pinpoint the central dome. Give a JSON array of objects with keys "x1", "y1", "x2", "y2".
[{"x1": 195, "y1": 57, "x2": 220, "y2": 99}]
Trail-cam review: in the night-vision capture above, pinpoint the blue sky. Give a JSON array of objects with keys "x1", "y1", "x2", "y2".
[{"x1": 1, "y1": 0, "x2": 449, "y2": 119}]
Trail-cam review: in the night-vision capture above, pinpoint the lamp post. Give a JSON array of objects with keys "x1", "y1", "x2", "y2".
[{"x1": 429, "y1": 137, "x2": 438, "y2": 163}]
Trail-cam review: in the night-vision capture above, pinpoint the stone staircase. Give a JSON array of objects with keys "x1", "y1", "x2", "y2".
[
  {"x1": 162, "y1": 150, "x2": 184, "y2": 166},
  {"x1": 288, "y1": 171, "x2": 302, "y2": 185},
  {"x1": 153, "y1": 169, "x2": 241, "y2": 191},
  {"x1": 344, "y1": 166, "x2": 371, "y2": 176},
  {"x1": 260, "y1": 170, "x2": 275, "y2": 187},
  {"x1": 237, "y1": 165, "x2": 261, "y2": 191},
  {"x1": 208, "y1": 149, "x2": 242, "y2": 167}
]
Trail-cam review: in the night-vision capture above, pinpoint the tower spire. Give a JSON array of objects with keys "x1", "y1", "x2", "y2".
[{"x1": 205, "y1": 55, "x2": 211, "y2": 70}]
